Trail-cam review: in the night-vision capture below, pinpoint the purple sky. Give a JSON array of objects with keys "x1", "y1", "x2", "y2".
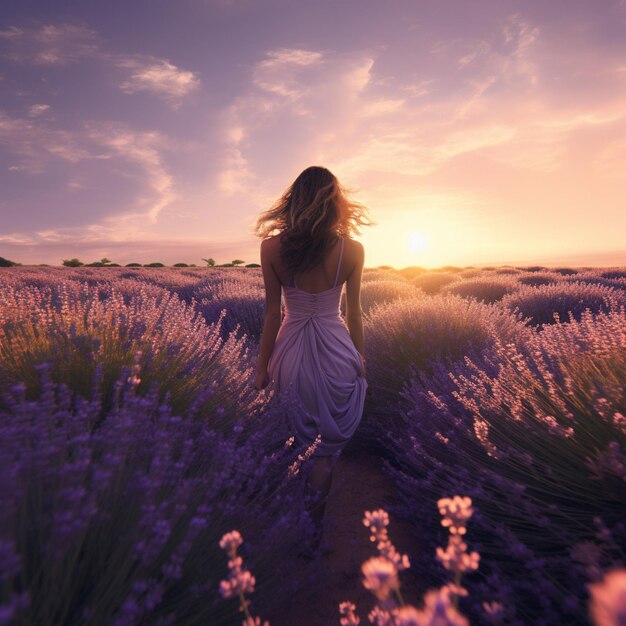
[{"x1": 1, "y1": 0, "x2": 626, "y2": 268}]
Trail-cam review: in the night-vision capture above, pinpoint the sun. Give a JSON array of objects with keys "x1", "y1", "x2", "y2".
[{"x1": 407, "y1": 231, "x2": 429, "y2": 255}]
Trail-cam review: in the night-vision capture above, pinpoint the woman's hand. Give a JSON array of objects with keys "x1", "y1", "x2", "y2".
[{"x1": 254, "y1": 370, "x2": 270, "y2": 391}]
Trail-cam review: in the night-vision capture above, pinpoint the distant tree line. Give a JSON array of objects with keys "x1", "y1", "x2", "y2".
[
  {"x1": 59, "y1": 257, "x2": 260, "y2": 268},
  {"x1": 0, "y1": 254, "x2": 260, "y2": 268}
]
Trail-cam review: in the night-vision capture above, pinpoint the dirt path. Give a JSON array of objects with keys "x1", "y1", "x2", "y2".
[{"x1": 263, "y1": 444, "x2": 425, "y2": 626}]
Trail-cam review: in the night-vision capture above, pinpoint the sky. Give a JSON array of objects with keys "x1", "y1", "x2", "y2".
[{"x1": 1, "y1": 0, "x2": 625, "y2": 269}]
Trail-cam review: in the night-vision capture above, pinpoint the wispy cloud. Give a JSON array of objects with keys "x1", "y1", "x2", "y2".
[
  {"x1": 0, "y1": 23, "x2": 100, "y2": 64},
  {"x1": 28, "y1": 103, "x2": 51, "y2": 117},
  {"x1": 214, "y1": 48, "x2": 377, "y2": 207},
  {"x1": 0, "y1": 22, "x2": 199, "y2": 105},
  {"x1": 1, "y1": 111, "x2": 175, "y2": 237},
  {"x1": 117, "y1": 57, "x2": 200, "y2": 103},
  {"x1": 0, "y1": 111, "x2": 101, "y2": 173},
  {"x1": 252, "y1": 48, "x2": 324, "y2": 103},
  {"x1": 84, "y1": 122, "x2": 175, "y2": 226}
]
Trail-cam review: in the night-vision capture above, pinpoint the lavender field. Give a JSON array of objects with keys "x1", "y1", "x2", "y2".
[{"x1": 1, "y1": 264, "x2": 625, "y2": 626}]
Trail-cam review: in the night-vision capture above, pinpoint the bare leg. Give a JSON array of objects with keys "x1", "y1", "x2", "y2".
[{"x1": 304, "y1": 456, "x2": 335, "y2": 544}]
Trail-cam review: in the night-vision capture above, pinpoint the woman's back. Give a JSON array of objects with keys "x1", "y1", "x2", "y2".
[
  {"x1": 263, "y1": 234, "x2": 364, "y2": 319},
  {"x1": 291, "y1": 235, "x2": 345, "y2": 294}
]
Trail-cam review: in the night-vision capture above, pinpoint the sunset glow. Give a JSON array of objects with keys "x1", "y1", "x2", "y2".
[
  {"x1": 1, "y1": 1, "x2": 625, "y2": 268},
  {"x1": 407, "y1": 231, "x2": 429, "y2": 256}
]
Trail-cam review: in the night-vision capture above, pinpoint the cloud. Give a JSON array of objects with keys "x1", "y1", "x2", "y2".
[
  {"x1": 1, "y1": 111, "x2": 175, "y2": 237},
  {"x1": 0, "y1": 22, "x2": 199, "y2": 105},
  {"x1": 0, "y1": 23, "x2": 100, "y2": 65},
  {"x1": 252, "y1": 47, "x2": 324, "y2": 102},
  {"x1": 28, "y1": 104, "x2": 51, "y2": 117},
  {"x1": 0, "y1": 111, "x2": 101, "y2": 173},
  {"x1": 117, "y1": 57, "x2": 200, "y2": 103},
  {"x1": 84, "y1": 122, "x2": 175, "y2": 226},
  {"x1": 212, "y1": 48, "x2": 378, "y2": 209}
]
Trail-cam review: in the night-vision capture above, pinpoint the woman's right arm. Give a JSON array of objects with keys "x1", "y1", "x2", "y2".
[{"x1": 345, "y1": 241, "x2": 365, "y2": 373}]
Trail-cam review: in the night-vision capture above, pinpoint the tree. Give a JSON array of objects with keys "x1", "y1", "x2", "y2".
[
  {"x1": 231, "y1": 259, "x2": 245, "y2": 266},
  {"x1": 201, "y1": 258, "x2": 216, "y2": 267},
  {"x1": 62, "y1": 258, "x2": 84, "y2": 267},
  {"x1": 100, "y1": 257, "x2": 112, "y2": 266}
]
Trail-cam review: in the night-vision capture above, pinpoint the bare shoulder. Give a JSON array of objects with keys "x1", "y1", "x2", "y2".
[
  {"x1": 345, "y1": 237, "x2": 364, "y2": 260},
  {"x1": 260, "y1": 234, "x2": 281, "y2": 256}
]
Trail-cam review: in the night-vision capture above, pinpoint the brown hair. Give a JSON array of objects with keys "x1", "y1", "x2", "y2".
[{"x1": 254, "y1": 166, "x2": 373, "y2": 273}]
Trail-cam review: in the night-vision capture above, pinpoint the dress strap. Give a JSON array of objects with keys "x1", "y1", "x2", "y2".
[{"x1": 333, "y1": 236, "x2": 344, "y2": 288}]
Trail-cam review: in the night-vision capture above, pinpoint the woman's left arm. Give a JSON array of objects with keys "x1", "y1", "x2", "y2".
[{"x1": 254, "y1": 238, "x2": 282, "y2": 390}]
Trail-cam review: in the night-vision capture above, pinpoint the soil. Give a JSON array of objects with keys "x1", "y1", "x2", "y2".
[{"x1": 262, "y1": 444, "x2": 425, "y2": 626}]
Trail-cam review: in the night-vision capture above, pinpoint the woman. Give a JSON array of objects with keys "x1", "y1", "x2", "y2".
[{"x1": 252, "y1": 165, "x2": 373, "y2": 548}]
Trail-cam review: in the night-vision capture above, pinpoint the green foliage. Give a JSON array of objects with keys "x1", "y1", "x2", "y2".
[
  {"x1": 231, "y1": 259, "x2": 245, "y2": 266},
  {"x1": 245, "y1": 263, "x2": 261, "y2": 268},
  {"x1": 125, "y1": 263, "x2": 142, "y2": 267},
  {"x1": 144, "y1": 262, "x2": 165, "y2": 267},
  {"x1": 202, "y1": 257, "x2": 216, "y2": 267},
  {"x1": 62, "y1": 258, "x2": 84, "y2": 267},
  {"x1": 173, "y1": 263, "x2": 189, "y2": 267},
  {"x1": 0, "y1": 256, "x2": 17, "y2": 267}
]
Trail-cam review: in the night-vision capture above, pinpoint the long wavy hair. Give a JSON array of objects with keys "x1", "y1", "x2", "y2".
[{"x1": 254, "y1": 166, "x2": 373, "y2": 274}]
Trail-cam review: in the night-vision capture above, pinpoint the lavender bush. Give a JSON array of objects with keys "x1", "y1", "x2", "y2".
[
  {"x1": 362, "y1": 294, "x2": 529, "y2": 425},
  {"x1": 564, "y1": 271, "x2": 626, "y2": 293},
  {"x1": 194, "y1": 279, "x2": 265, "y2": 341},
  {"x1": 0, "y1": 280, "x2": 262, "y2": 422},
  {"x1": 516, "y1": 271, "x2": 562, "y2": 287},
  {"x1": 600, "y1": 269, "x2": 626, "y2": 280},
  {"x1": 343, "y1": 279, "x2": 421, "y2": 316},
  {"x1": 396, "y1": 266, "x2": 428, "y2": 281},
  {"x1": 363, "y1": 268, "x2": 407, "y2": 283},
  {"x1": 379, "y1": 307, "x2": 626, "y2": 625},
  {"x1": 516, "y1": 265, "x2": 548, "y2": 272},
  {"x1": 409, "y1": 272, "x2": 457, "y2": 295},
  {"x1": 0, "y1": 363, "x2": 313, "y2": 625},
  {"x1": 457, "y1": 269, "x2": 482, "y2": 279},
  {"x1": 494, "y1": 267, "x2": 522, "y2": 275},
  {"x1": 441, "y1": 277, "x2": 520, "y2": 304},
  {"x1": 499, "y1": 281, "x2": 626, "y2": 326}
]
